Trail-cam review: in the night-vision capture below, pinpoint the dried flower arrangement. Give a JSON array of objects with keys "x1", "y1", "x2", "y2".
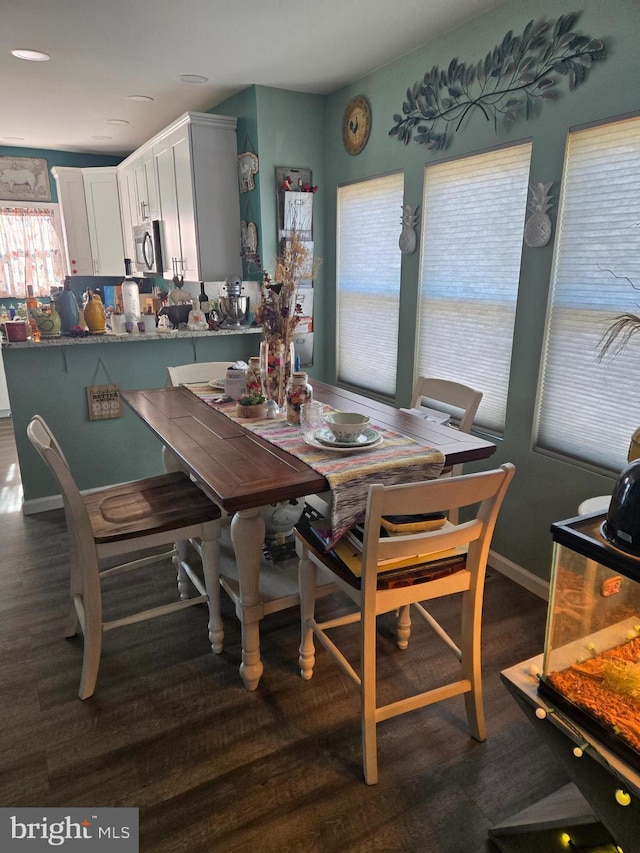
[
  {"x1": 597, "y1": 224, "x2": 640, "y2": 362},
  {"x1": 255, "y1": 228, "x2": 320, "y2": 408}
]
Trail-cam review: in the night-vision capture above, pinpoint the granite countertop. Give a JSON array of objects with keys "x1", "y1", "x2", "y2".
[{"x1": 1, "y1": 326, "x2": 263, "y2": 348}]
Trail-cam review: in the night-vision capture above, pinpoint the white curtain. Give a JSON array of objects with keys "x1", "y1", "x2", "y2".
[
  {"x1": 536, "y1": 115, "x2": 640, "y2": 473},
  {"x1": 336, "y1": 173, "x2": 404, "y2": 396},
  {"x1": 0, "y1": 206, "x2": 64, "y2": 297},
  {"x1": 416, "y1": 143, "x2": 532, "y2": 435}
]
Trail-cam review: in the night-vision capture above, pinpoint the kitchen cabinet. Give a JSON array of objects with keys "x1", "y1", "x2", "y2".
[
  {"x1": 151, "y1": 112, "x2": 241, "y2": 282},
  {"x1": 51, "y1": 166, "x2": 124, "y2": 276}
]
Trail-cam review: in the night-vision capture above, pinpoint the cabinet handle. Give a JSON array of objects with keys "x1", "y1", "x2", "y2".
[
  {"x1": 93, "y1": 258, "x2": 99, "y2": 274},
  {"x1": 140, "y1": 201, "x2": 148, "y2": 221}
]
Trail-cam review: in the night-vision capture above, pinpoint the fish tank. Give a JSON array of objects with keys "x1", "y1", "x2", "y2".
[{"x1": 539, "y1": 511, "x2": 640, "y2": 772}]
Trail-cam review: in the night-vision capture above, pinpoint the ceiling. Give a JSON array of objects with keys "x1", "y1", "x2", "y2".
[{"x1": 1, "y1": 0, "x2": 503, "y2": 158}]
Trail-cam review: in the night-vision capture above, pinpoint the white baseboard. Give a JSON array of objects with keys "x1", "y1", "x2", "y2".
[
  {"x1": 489, "y1": 549, "x2": 549, "y2": 601},
  {"x1": 23, "y1": 494, "x2": 63, "y2": 515}
]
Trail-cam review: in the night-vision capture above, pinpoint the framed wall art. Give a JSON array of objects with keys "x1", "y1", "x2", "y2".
[{"x1": 0, "y1": 156, "x2": 51, "y2": 202}]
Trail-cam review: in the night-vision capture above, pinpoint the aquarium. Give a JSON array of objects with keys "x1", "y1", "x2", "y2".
[{"x1": 539, "y1": 511, "x2": 640, "y2": 771}]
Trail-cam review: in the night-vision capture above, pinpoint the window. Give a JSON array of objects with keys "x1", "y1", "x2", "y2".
[
  {"x1": 536, "y1": 115, "x2": 640, "y2": 472},
  {"x1": 336, "y1": 173, "x2": 404, "y2": 396},
  {"x1": 416, "y1": 143, "x2": 532, "y2": 434},
  {"x1": 0, "y1": 203, "x2": 64, "y2": 298}
]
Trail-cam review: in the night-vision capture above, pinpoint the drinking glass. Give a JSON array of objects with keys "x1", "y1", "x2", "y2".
[{"x1": 300, "y1": 401, "x2": 326, "y2": 435}]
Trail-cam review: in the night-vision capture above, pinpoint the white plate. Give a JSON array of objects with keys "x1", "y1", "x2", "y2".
[
  {"x1": 315, "y1": 427, "x2": 381, "y2": 448},
  {"x1": 304, "y1": 431, "x2": 383, "y2": 453},
  {"x1": 208, "y1": 378, "x2": 226, "y2": 389}
]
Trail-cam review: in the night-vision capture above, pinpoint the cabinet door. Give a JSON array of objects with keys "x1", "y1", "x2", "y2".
[
  {"x1": 172, "y1": 130, "x2": 199, "y2": 281},
  {"x1": 154, "y1": 136, "x2": 182, "y2": 279},
  {"x1": 142, "y1": 151, "x2": 159, "y2": 221},
  {"x1": 83, "y1": 170, "x2": 124, "y2": 276},
  {"x1": 117, "y1": 169, "x2": 135, "y2": 263},
  {"x1": 52, "y1": 168, "x2": 93, "y2": 275}
]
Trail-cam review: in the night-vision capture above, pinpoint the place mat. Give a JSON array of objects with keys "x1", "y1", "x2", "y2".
[{"x1": 185, "y1": 383, "x2": 445, "y2": 546}]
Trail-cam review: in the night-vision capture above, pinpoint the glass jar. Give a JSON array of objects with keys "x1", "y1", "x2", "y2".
[
  {"x1": 286, "y1": 371, "x2": 313, "y2": 426},
  {"x1": 246, "y1": 356, "x2": 262, "y2": 396}
]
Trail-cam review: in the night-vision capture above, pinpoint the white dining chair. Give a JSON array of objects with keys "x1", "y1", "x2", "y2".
[
  {"x1": 295, "y1": 463, "x2": 515, "y2": 784},
  {"x1": 410, "y1": 377, "x2": 483, "y2": 523},
  {"x1": 27, "y1": 415, "x2": 222, "y2": 699}
]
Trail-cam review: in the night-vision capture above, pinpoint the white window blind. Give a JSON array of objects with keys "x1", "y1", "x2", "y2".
[
  {"x1": 336, "y1": 173, "x2": 404, "y2": 395},
  {"x1": 536, "y1": 115, "x2": 640, "y2": 472},
  {"x1": 416, "y1": 143, "x2": 532, "y2": 434}
]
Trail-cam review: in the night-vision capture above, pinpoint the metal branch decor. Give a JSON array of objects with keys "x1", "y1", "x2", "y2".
[{"x1": 389, "y1": 12, "x2": 606, "y2": 149}]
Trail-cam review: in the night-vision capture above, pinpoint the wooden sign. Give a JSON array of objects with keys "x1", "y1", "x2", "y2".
[{"x1": 86, "y1": 383, "x2": 122, "y2": 420}]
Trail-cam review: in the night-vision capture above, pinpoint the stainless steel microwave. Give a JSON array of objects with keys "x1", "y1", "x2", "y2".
[{"x1": 132, "y1": 220, "x2": 163, "y2": 275}]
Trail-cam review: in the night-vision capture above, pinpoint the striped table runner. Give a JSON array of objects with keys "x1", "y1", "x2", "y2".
[{"x1": 186, "y1": 383, "x2": 445, "y2": 545}]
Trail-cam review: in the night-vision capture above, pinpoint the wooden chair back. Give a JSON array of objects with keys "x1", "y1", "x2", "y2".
[{"x1": 166, "y1": 361, "x2": 233, "y2": 387}]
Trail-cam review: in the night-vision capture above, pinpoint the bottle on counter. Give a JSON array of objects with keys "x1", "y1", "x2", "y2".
[
  {"x1": 198, "y1": 281, "x2": 211, "y2": 322},
  {"x1": 53, "y1": 277, "x2": 81, "y2": 333},
  {"x1": 286, "y1": 371, "x2": 313, "y2": 426},
  {"x1": 25, "y1": 285, "x2": 40, "y2": 342},
  {"x1": 121, "y1": 258, "x2": 141, "y2": 332}
]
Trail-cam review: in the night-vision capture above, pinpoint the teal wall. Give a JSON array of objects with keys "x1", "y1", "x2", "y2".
[
  {"x1": 213, "y1": 0, "x2": 640, "y2": 582},
  {"x1": 0, "y1": 145, "x2": 122, "y2": 203}
]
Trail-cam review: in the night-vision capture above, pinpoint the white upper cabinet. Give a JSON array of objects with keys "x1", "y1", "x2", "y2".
[
  {"x1": 150, "y1": 112, "x2": 241, "y2": 282},
  {"x1": 52, "y1": 166, "x2": 124, "y2": 276}
]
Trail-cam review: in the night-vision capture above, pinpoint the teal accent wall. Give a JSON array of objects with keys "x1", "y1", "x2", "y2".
[
  {"x1": 319, "y1": 0, "x2": 640, "y2": 580},
  {"x1": 0, "y1": 145, "x2": 122, "y2": 203}
]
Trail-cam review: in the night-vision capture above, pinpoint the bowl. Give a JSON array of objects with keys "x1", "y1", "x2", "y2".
[{"x1": 324, "y1": 411, "x2": 370, "y2": 442}]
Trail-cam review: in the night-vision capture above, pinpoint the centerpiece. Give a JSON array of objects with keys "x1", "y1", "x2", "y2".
[{"x1": 255, "y1": 229, "x2": 317, "y2": 411}]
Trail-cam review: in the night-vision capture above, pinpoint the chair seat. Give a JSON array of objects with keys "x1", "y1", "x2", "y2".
[{"x1": 85, "y1": 472, "x2": 221, "y2": 544}]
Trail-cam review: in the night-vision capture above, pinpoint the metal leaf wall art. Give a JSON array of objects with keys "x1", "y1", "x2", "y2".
[{"x1": 389, "y1": 12, "x2": 606, "y2": 150}]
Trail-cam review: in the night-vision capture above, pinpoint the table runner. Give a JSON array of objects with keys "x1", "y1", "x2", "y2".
[{"x1": 185, "y1": 383, "x2": 445, "y2": 546}]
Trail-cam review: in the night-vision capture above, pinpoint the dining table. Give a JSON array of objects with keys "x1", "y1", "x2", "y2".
[{"x1": 122, "y1": 379, "x2": 497, "y2": 690}]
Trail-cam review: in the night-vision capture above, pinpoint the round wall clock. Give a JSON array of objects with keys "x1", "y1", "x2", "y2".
[{"x1": 342, "y1": 95, "x2": 371, "y2": 156}]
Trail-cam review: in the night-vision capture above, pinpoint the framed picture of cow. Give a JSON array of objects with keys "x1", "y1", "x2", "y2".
[{"x1": 0, "y1": 156, "x2": 51, "y2": 202}]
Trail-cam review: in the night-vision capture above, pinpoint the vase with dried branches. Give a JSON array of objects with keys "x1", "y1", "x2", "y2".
[{"x1": 255, "y1": 230, "x2": 319, "y2": 411}]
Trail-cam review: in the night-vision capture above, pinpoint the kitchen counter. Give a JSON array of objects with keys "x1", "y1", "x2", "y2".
[{"x1": 1, "y1": 325, "x2": 262, "y2": 348}]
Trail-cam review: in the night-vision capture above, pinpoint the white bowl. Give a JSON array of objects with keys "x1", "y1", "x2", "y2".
[{"x1": 324, "y1": 411, "x2": 370, "y2": 442}]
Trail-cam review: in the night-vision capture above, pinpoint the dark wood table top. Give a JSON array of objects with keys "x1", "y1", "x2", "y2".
[{"x1": 122, "y1": 383, "x2": 496, "y2": 514}]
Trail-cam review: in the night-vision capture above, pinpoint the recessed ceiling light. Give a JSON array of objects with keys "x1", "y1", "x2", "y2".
[
  {"x1": 11, "y1": 49, "x2": 50, "y2": 61},
  {"x1": 107, "y1": 119, "x2": 129, "y2": 126},
  {"x1": 127, "y1": 95, "x2": 153, "y2": 102},
  {"x1": 4, "y1": 136, "x2": 24, "y2": 142},
  {"x1": 178, "y1": 74, "x2": 208, "y2": 84},
  {"x1": 92, "y1": 135, "x2": 112, "y2": 140}
]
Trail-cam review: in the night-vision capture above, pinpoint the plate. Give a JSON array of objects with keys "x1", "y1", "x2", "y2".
[
  {"x1": 304, "y1": 431, "x2": 383, "y2": 453},
  {"x1": 315, "y1": 427, "x2": 381, "y2": 448},
  {"x1": 208, "y1": 378, "x2": 226, "y2": 389}
]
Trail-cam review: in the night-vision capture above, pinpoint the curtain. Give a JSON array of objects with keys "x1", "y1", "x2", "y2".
[
  {"x1": 535, "y1": 115, "x2": 640, "y2": 473},
  {"x1": 0, "y1": 206, "x2": 64, "y2": 297},
  {"x1": 416, "y1": 143, "x2": 532, "y2": 435},
  {"x1": 336, "y1": 173, "x2": 404, "y2": 396}
]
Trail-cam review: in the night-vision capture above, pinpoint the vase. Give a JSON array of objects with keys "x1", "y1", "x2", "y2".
[
  {"x1": 83, "y1": 290, "x2": 107, "y2": 334},
  {"x1": 53, "y1": 279, "x2": 80, "y2": 333},
  {"x1": 260, "y1": 339, "x2": 294, "y2": 412}
]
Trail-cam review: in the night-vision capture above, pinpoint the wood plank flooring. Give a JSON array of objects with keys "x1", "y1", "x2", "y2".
[{"x1": 0, "y1": 417, "x2": 570, "y2": 852}]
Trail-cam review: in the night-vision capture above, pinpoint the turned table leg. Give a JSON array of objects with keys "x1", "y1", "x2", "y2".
[{"x1": 230, "y1": 507, "x2": 266, "y2": 690}]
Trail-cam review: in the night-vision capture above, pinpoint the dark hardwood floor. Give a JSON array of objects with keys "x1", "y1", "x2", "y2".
[{"x1": 0, "y1": 417, "x2": 570, "y2": 852}]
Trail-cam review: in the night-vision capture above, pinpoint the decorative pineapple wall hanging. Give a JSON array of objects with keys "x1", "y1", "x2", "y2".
[
  {"x1": 524, "y1": 182, "x2": 554, "y2": 248},
  {"x1": 399, "y1": 204, "x2": 419, "y2": 254}
]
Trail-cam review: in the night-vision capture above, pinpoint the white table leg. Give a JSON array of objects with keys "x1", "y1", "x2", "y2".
[{"x1": 230, "y1": 507, "x2": 266, "y2": 690}]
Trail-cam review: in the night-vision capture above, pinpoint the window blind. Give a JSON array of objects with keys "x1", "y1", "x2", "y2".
[
  {"x1": 536, "y1": 115, "x2": 640, "y2": 472},
  {"x1": 416, "y1": 143, "x2": 532, "y2": 434},
  {"x1": 336, "y1": 173, "x2": 404, "y2": 395}
]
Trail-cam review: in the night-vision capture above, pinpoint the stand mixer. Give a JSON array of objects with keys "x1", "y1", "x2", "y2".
[{"x1": 219, "y1": 276, "x2": 249, "y2": 328}]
